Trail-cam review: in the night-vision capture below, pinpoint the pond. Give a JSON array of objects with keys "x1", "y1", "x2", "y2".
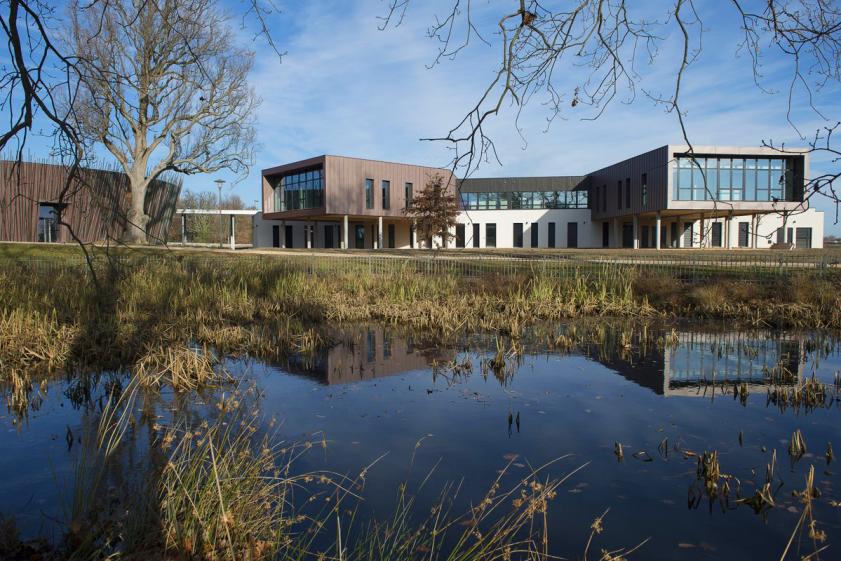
[{"x1": 2, "y1": 321, "x2": 840, "y2": 560}]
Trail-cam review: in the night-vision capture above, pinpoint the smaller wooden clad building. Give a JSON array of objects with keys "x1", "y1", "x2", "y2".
[{"x1": 0, "y1": 160, "x2": 181, "y2": 243}]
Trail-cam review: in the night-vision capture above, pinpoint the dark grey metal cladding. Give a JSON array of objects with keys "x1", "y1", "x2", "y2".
[{"x1": 459, "y1": 176, "x2": 589, "y2": 193}]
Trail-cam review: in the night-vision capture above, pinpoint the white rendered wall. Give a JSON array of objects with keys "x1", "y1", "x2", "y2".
[
  {"x1": 678, "y1": 209, "x2": 824, "y2": 249},
  {"x1": 455, "y1": 209, "x2": 600, "y2": 248}
]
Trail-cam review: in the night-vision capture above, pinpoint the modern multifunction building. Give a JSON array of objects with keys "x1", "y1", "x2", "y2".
[{"x1": 253, "y1": 145, "x2": 824, "y2": 249}]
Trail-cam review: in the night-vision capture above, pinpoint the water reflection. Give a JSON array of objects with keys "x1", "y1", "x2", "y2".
[
  {"x1": 281, "y1": 327, "x2": 453, "y2": 385},
  {"x1": 279, "y1": 323, "x2": 833, "y2": 397}
]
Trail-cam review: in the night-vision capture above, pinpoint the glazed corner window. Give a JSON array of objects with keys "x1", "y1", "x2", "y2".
[
  {"x1": 382, "y1": 180, "x2": 391, "y2": 210},
  {"x1": 365, "y1": 178, "x2": 374, "y2": 209},
  {"x1": 405, "y1": 182, "x2": 413, "y2": 209}
]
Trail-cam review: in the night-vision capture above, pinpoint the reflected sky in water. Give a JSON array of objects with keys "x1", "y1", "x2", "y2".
[{"x1": 1, "y1": 322, "x2": 840, "y2": 560}]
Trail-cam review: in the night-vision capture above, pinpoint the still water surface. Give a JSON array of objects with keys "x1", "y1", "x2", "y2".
[{"x1": 2, "y1": 321, "x2": 840, "y2": 559}]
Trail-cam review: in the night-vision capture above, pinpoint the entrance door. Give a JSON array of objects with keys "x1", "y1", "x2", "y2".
[
  {"x1": 622, "y1": 224, "x2": 633, "y2": 248},
  {"x1": 355, "y1": 225, "x2": 365, "y2": 249},
  {"x1": 285, "y1": 225, "x2": 293, "y2": 248},
  {"x1": 567, "y1": 222, "x2": 578, "y2": 248},
  {"x1": 272, "y1": 225, "x2": 280, "y2": 247},
  {"x1": 324, "y1": 225, "x2": 334, "y2": 248},
  {"x1": 795, "y1": 227, "x2": 812, "y2": 249}
]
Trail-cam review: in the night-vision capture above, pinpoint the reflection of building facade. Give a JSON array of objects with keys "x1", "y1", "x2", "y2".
[
  {"x1": 283, "y1": 328, "x2": 453, "y2": 385},
  {"x1": 588, "y1": 331, "x2": 804, "y2": 396},
  {"x1": 253, "y1": 146, "x2": 824, "y2": 250}
]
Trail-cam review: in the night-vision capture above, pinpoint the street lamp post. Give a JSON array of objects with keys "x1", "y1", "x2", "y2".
[{"x1": 215, "y1": 179, "x2": 225, "y2": 248}]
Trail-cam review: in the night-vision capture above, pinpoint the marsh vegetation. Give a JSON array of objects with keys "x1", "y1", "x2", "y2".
[{"x1": 0, "y1": 250, "x2": 839, "y2": 560}]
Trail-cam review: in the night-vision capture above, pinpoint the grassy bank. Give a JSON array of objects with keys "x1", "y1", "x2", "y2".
[{"x1": 1, "y1": 251, "x2": 840, "y2": 380}]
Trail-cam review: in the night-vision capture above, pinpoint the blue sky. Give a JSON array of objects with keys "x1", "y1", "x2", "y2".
[{"x1": 21, "y1": 0, "x2": 841, "y2": 234}]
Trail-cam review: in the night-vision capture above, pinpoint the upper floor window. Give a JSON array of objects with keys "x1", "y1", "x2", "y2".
[
  {"x1": 641, "y1": 173, "x2": 648, "y2": 208},
  {"x1": 382, "y1": 180, "x2": 391, "y2": 210},
  {"x1": 365, "y1": 178, "x2": 374, "y2": 209},
  {"x1": 405, "y1": 182, "x2": 413, "y2": 209},
  {"x1": 617, "y1": 181, "x2": 622, "y2": 210},
  {"x1": 458, "y1": 190, "x2": 588, "y2": 210},
  {"x1": 672, "y1": 156, "x2": 794, "y2": 202},
  {"x1": 625, "y1": 178, "x2": 631, "y2": 208},
  {"x1": 272, "y1": 167, "x2": 324, "y2": 211}
]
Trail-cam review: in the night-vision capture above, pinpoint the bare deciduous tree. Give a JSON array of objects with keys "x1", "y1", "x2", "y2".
[
  {"x1": 404, "y1": 173, "x2": 459, "y2": 248},
  {"x1": 382, "y1": 1, "x2": 841, "y2": 221},
  {"x1": 69, "y1": 0, "x2": 259, "y2": 243}
]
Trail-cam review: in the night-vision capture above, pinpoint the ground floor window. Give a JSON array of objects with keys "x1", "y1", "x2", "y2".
[
  {"x1": 409, "y1": 225, "x2": 414, "y2": 248},
  {"x1": 387, "y1": 224, "x2": 395, "y2": 248},
  {"x1": 355, "y1": 225, "x2": 365, "y2": 249},
  {"x1": 622, "y1": 224, "x2": 633, "y2": 248},
  {"x1": 601, "y1": 222, "x2": 609, "y2": 248},
  {"x1": 711, "y1": 222, "x2": 723, "y2": 247},
  {"x1": 670, "y1": 222, "x2": 678, "y2": 248},
  {"x1": 513, "y1": 223, "x2": 523, "y2": 247},
  {"x1": 272, "y1": 225, "x2": 280, "y2": 247},
  {"x1": 567, "y1": 222, "x2": 578, "y2": 248},
  {"x1": 738, "y1": 222, "x2": 749, "y2": 247},
  {"x1": 486, "y1": 223, "x2": 496, "y2": 247},
  {"x1": 285, "y1": 225, "x2": 293, "y2": 248},
  {"x1": 456, "y1": 224, "x2": 465, "y2": 248},
  {"x1": 324, "y1": 225, "x2": 335, "y2": 248},
  {"x1": 796, "y1": 227, "x2": 812, "y2": 248},
  {"x1": 37, "y1": 203, "x2": 60, "y2": 242},
  {"x1": 530, "y1": 224, "x2": 539, "y2": 247},
  {"x1": 683, "y1": 223, "x2": 694, "y2": 247},
  {"x1": 472, "y1": 224, "x2": 480, "y2": 248},
  {"x1": 641, "y1": 225, "x2": 650, "y2": 248},
  {"x1": 548, "y1": 222, "x2": 556, "y2": 248}
]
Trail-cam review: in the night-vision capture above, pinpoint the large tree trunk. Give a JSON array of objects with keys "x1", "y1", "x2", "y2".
[{"x1": 126, "y1": 170, "x2": 150, "y2": 244}]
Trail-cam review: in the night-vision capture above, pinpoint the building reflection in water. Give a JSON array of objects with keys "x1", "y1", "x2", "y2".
[
  {"x1": 280, "y1": 324, "x2": 816, "y2": 396},
  {"x1": 283, "y1": 327, "x2": 453, "y2": 385}
]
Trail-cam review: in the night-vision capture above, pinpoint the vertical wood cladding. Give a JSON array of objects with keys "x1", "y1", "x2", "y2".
[{"x1": 0, "y1": 160, "x2": 180, "y2": 243}]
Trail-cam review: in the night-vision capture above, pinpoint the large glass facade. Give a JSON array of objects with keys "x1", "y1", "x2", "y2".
[
  {"x1": 459, "y1": 190, "x2": 588, "y2": 210},
  {"x1": 272, "y1": 167, "x2": 324, "y2": 211},
  {"x1": 673, "y1": 156, "x2": 794, "y2": 202}
]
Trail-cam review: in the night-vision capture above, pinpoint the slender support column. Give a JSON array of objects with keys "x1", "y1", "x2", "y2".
[
  {"x1": 306, "y1": 223, "x2": 312, "y2": 249},
  {"x1": 655, "y1": 212, "x2": 662, "y2": 250},
  {"x1": 750, "y1": 215, "x2": 757, "y2": 249},
  {"x1": 726, "y1": 214, "x2": 734, "y2": 249},
  {"x1": 632, "y1": 215, "x2": 639, "y2": 249},
  {"x1": 342, "y1": 215, "x2": 349, "y2": 249},
  {"x1": 411, "y1": 221, "x2": 417, "y2": 249},
  {"x1": 230, "y1": 215, "x2": 236, "y2": 250},
  {"x1": 181, "y1": 213, "x2": 186, "y2": 244},
  {"x1": 377, "y1": 216, "x2": 383, "y2": 250},
  {"x1": 280, "y1": 220, "x2": 286, "y2": 248},
  {"x1": 677, "y1": 217, "x2": 683, "y2": 248},
  {"x1": 699, "y1": 213, "x2": 705, "y2": 248}
]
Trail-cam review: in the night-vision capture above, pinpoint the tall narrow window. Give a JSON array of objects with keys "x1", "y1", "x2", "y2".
[
  {"x1": 472, "y1": 223, "x2": 480, "y2": 248},
  {"x1": 365, "y1": 179, "x2": 374, "y2": 209},
  {"x1": 641, "y1": 173, "x2": 648, "y2": 208},
  {"x1": 548, "y1": 222, "x2": 556, "y2": 248},
  {"x1": 513, "y1": 223, "x2": 524, "y2": 248},
  {"x1": 404, "y1": 182, "x2": 413, "y2": 209},
  {"x1": 625, "y1": 178, "x2": 631, "y2": 208},
  {"x1": 486, "y1": 223, "x2": 497, "y2": 248},
  {"x1": 530, "y1": 224, "x2": 539, "y2": 247},
  {"x1": 382, "y1": 180, "x2": 390, "y2": 210},
  {"x1": 617, "y1": 181, "x2": 622, "y2": 209}
]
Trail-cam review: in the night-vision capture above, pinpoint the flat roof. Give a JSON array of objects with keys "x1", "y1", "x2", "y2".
[{"x1": 459, "y1": 176, "x2": 589, "y2": 193}]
